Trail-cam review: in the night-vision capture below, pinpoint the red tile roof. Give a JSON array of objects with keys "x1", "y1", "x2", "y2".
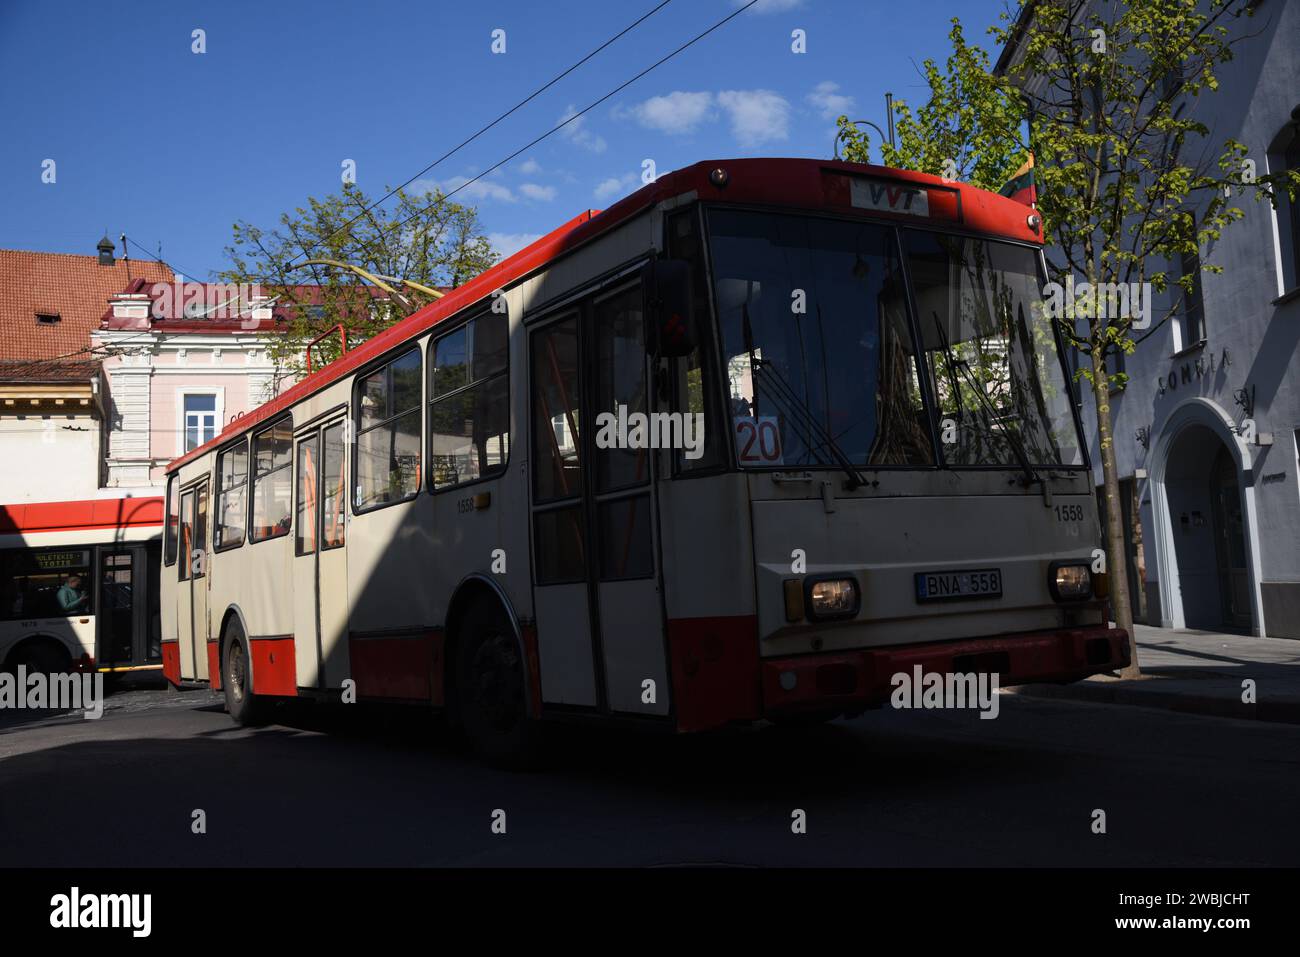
[
  {"x1": 0, "y1": 358, "x2": 102, "y2": 382},
  {"x1": 0, "y1": 249, "x2": 172, "y2": 362}
]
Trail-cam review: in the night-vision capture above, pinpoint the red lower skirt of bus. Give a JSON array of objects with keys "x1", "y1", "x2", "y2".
[{"x1": 759, "y1": 625, "x2": 1130, "y2": 718}]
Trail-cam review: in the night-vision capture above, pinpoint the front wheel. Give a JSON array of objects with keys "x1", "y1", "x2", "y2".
[
  {"x1": 455, "y1": 603, "x2": 541, "y2": 769},
  {"x1": 222, "y1": 621, "x2": 266, "y2": 726}
]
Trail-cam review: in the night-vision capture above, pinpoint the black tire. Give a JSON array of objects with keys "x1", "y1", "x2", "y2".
[
  {"x1": 222, "y1": 619, "x2": 266, "y2": 726},
  {"x1": 8, "y1": 640, "x2": 71, "y2": 676},
  {"x1": 454, "y1": 602, "x2": 541, "y2": 769}
]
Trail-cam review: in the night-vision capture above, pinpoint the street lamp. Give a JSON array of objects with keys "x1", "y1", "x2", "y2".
[{"x1": 834, "y1": 119, "x2": 890, "y2": 162}]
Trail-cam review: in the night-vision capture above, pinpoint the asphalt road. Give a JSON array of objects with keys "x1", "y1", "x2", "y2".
[{"x1": 1, "y1": 678, "x2": 1297, "y2": 867}]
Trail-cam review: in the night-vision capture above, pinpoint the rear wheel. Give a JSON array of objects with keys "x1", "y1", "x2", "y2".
[
  {"x1": 8, "y1": 640, "x2": 71, "y2": 676},
  {"x1": 454, "y1": 602, "x2": 540, "y2": 769},
  {"x1": 222, "y1": 620, "x2": 266, "y2": 726}
]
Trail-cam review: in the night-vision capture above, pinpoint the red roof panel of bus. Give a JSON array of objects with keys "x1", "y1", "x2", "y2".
[
  {"x1": 165, "y1": 158, "x2": 1042, "y2": 475},
  {"x1": 0, "y1": 496, "x2": 163, "y2": 534}
]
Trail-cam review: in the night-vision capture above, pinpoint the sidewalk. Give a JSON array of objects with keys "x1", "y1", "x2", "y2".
[{"x1": 1009, "y1": 624, "x2": 1300, "y2": 724}]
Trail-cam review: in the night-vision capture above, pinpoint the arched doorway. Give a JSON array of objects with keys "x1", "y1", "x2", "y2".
[
  {"x1": 1209, "y1": 445, "x2": 1252, "y2": 631},
  {"x1": 1159, "y1": 423, "x2": 1254, "y2": 633}
]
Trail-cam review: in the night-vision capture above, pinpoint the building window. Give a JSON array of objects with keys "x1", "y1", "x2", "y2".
[
  {"x1": 1287, "y1": 130, "x2": 1300, "y2": 287},
  {"x1": 250, "y1": 417, "x2": 293, "y2": 541},
  {"x1": 183, "y1": 393, "x2": 218, "y2": 451},
  {"x1": 1269, "y1": 112, "x2": 1300, "y2": 293},
  {"x1": 428, "y1": 312, "x2": 509, "y2": 490},
  {"x1": 1175, "y1": 248, "x2": 1205, "y2": 350},
  {"x1": 35, "y1": 312, "x2": 61, "y2": 325},
  {"x1": 215, "y1": 441, "x2": 248, "y2": 549},
  {"x1": 354, "y1": 348, "x2": 422, "y2": 510}
]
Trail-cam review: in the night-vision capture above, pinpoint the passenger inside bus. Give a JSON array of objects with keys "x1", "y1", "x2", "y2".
[{"x1": 56, "y1": 574, "x2": 88, "y2": 613}]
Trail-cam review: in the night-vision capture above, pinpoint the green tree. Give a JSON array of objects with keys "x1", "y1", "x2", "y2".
[
  {"x1": 837, "y1": 19, "x2": 1025, "y2": 190},
  {"x1": 838, "y1": 1, "x2": 1300, "y2": 676},
  {"x1": 221, "y1": 183, "x2": 497, "y2": 376}
]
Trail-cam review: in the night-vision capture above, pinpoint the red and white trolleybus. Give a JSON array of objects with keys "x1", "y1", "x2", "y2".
[
  {"x1": 1, "y1": 496, "x2": 164, "y2": 676},
  {"x1": 161, "y1": 158, "x2": 1128, "y2": 762}
]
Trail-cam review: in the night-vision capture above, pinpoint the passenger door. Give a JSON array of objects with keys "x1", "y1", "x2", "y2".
[
  {"x1": 293, "y1": 418, "x2": 349, "y2": 689},
  {"x1": 96, "y1": 545, "x2": 142, "y2": 668},
  {"x1": 176, "y1": 481, "x2": 210, "y2": 681},
  {"x1": 528, "y1": 279, "x2": 669, "y2": 716}
]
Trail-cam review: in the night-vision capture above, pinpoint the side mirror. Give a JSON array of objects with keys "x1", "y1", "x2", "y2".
[{"x1": 642, "y1": 258, "x2": 696, "y2": 358}]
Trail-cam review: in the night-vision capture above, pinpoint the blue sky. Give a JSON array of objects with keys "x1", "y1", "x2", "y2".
[{"x1": 0, "y1": 0, "x2": 1009, "y2": 277}]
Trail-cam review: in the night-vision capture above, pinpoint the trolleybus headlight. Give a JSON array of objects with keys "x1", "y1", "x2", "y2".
[
  {"x1": 805, "y1": 576, "x2": 860, "y2": 621},
  {"x1": 1048, "y1": 562, "x2": 1092, "y2": 602}
]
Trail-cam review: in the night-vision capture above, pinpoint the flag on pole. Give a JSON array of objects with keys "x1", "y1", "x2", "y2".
[{"x1": 1000, "y1": 153, "x2": 1036, "y2": 207}]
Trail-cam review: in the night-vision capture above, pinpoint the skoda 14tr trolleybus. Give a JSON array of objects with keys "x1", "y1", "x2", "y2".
[{"x1": 161, "y1": 158, "x2": 1128, "y2": 762}]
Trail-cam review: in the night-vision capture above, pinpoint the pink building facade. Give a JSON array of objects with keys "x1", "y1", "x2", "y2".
[{"x1": 95, "y1": 279, "x2": 295, "y2": 491}]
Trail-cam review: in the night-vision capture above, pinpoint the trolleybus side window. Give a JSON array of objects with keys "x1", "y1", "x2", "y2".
[
  {"x1": 250, "y1": 417, "x2": 293, "y2": 541},
  {"x1": 322, "y1": 421, "x2": 346, "y2": 549},
  {"x1": 531, "y1": 315, "x2": 585, "y2": 584},
  {"x1": 164, "y1": 474, "x2": 178, "y2": 566},
  {"x1": 593, "y1": 285, "x2": 654, "y2": 580},
  {"x1": 194, "y1": 484, "x2": 208, "y2": 578},
  {"x1": 429, "y1": 310, "x2": 510, "y2": 490},
  {"x1": 708, "y1": 209, "x2": 933, "y2": 470},
  {"x1": 297, "y1": 433, "x2": 319, "y2": 555},
  {"x1": 1, "y1": 547, "x2": 93, "y2": 620},
  {"x1": 215, "y1": 440, "x2": 248, "y2": 549},
  {"x1": 664, "y1": 207, "x2": 724, "y2": 473},
  {"x1": 354, "y1": 348, "x2": 422, "y2": 510},
  {"x1": 178, "y1": 489, "x2": 194, "y2": 581}
]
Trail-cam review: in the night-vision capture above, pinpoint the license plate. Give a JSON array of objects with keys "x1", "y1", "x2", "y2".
[{"x1": 914, "y1": 568, "x2": 1003, "y2": 603}]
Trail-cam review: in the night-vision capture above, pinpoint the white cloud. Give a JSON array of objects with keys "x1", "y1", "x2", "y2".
[
  {"x1": 734, "y1": 0, "x2": 805, "y2": 12},
  {"x1": 807, "y1": 80, "x2": 854, "y2": 121},
  {"x1": 488, "y1": 232, "x2": 543, "y2": 258},
  {"x1": 517, "y1": 157, "x2": 542, "y2": 175},
  {"x1": 717, "y1": 89, "x2": 790, "y2": 147},
  {"x1": 519, "y1": 182, "x2": 557, "y2": 201},
  {"x1": 620, "y1": 91, "x2": 715, "y2": 135},
  {"x1": 594, "y1": 172, "x2": 638, "y2": 202},
  {"x1": 557, "y1": 104, "x2": 607, "y2": 153},
  {"x1": 406, "y1": 178, "x2": 442, "y2": 198},
  {"x1": 408, "y1": 175, "x2": 515, "y2": 203}
]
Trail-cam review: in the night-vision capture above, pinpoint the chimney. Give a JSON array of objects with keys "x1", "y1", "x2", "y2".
[{"x1": 97, "y1": 234, "x2": 115, "y2": 266}]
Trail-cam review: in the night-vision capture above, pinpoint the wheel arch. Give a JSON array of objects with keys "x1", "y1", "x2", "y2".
[
  {"x1": 2, "y1": 631, "x2": 77, "y2": 671},
  {"x1": 216, "y1": 603, "x2": 253, "y2": 685},
  {"x1": 442, "y1": 574, "x2": 533, "y2": 718}
]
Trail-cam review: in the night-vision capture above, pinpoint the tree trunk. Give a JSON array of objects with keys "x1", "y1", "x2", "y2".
[{"x1": 1089, "y1": 346, "x2": 1141, "y2": 678}]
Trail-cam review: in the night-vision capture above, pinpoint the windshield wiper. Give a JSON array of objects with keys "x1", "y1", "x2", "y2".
[
  {"x1": 930, "y1": 311, "x2": 1051, "y2": 506},
  {"x1": 742, "y1": 302, "x2": 867, "y2": 490}
]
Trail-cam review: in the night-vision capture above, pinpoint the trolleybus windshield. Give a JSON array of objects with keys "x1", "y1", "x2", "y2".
[{"x1": 707, "y1": 208, "x2": 1084, "y2": 471}]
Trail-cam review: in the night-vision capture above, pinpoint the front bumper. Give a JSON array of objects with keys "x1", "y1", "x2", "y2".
[{"x1": 761, "y1": 625, "x2": 1129, "y2": 716}]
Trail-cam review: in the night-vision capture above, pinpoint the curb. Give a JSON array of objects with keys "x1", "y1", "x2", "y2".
[{"x1": 1007, "y1": 679, "x2": 1300, "y2": 726}]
